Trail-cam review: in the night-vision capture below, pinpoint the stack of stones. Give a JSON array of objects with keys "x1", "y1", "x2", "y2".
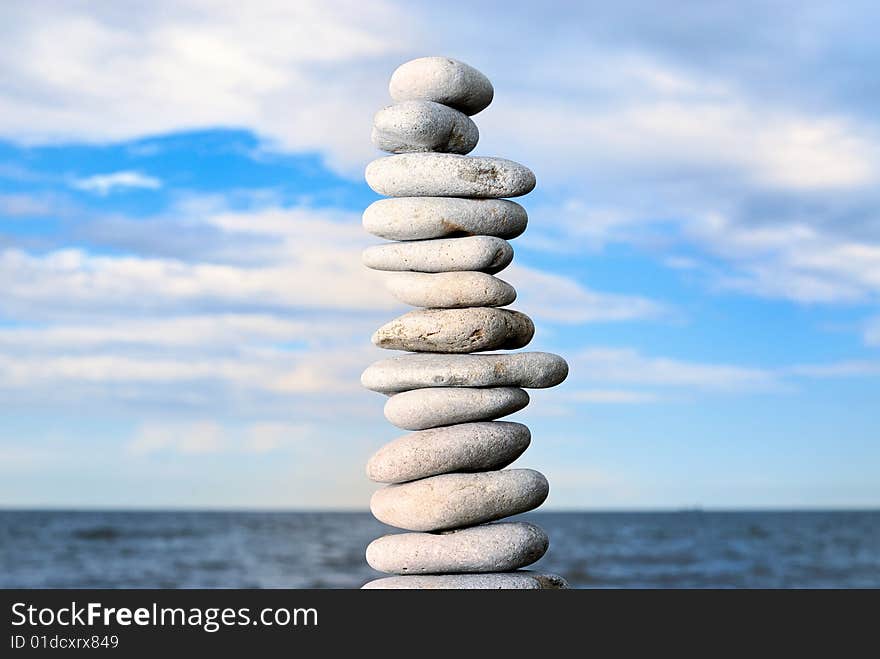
[{"x1": 360, "y1": 57, "x2": 569, "y2": 590}]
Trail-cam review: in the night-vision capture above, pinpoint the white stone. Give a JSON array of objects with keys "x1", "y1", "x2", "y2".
[
  {"x1": 384, "y1": 387, "x2": 528, "y2": 430},
  {"x1": 372, "y1": 101, "x2": 478, "y2": 155},
  {"x1": 372, "y1": 308, "x2": 534, "y2": 353},
  {"x1": 363, "y1": 236, "x2": 513, "y2": 274},
  {"x1": 389, "y1": 56, "x2": 493, "y2": 116},
  {"x1": 362, "y1": 352, "x2": 569, "y2": 394},
  {"x1": 366, "y1": 154, "x2": 536, "y2": 198},
  {"x1": 366, "y1": 522, "x2": 548, "y2": 574},
  {"x1": 362, "y1": 572, "x2": 569, "y2": 589},
  {"x1": 362, "y1": 197, "x2": 528, "y2": 241},
  {"x1": 383, "y1": 271, "x2": 515, "y2": 308},
  {"x1": 366, "y1": 421, "x2": 530, "y2": 483},
  {"x1": 370, "y1": 469, "x2": 549, "y2": 531}
]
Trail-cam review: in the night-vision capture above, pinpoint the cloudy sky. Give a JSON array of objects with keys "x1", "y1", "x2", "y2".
[{"x1": 1, "y1": 0, "x2": 878, "y2": 509}]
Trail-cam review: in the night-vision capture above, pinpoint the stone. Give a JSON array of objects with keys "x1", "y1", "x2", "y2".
[
  {"x1": 362, "y1": 197, "x2": 528, "y2": 241},
  {"x1": 360, "y1": 56, "x2": 570, "y2": 590},
  {"x1": 362, "y1": 352, "x2": 569, "y2": 394},
  {"x1": 530, "y1": 573, "x2": 570, "y2": 589},
  {"x1": 370, "y1": 469, "x2": 549, "y2": 531},
  {"x1": 366, "y1": 154, "x2": 536, "y2": 198},
  {"x1": 363, "y1": 236, "x2": 513, "y2": 274},
  {"x1": 372, "y1": 101, "x2": 479, "y2": 155},
  {"x1": 366, "y1": 522, "x2": 548, "y2": 574},
  {"x1": 384, "y1": 387, "x2": 529, "y2": 430},
  {"x1": 372, "y1": 308, "x2": 534, "y2": 353},
  {"x1": 362, "y1": 572, "x2": 569, "y2": 589},
  {"x1": 366, "y1": 421, "x2": 530, "y2": 483},
  {"x1": 389, "y1": 56, "x2": 493, "y2": 116},
  {"x1": 384, "y1": 271, "x2": 516, "y2": 308}
]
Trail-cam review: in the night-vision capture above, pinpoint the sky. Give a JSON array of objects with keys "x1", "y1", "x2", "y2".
[{"x1": 0, "y1": 0, "x2": 878, "y2": 510}]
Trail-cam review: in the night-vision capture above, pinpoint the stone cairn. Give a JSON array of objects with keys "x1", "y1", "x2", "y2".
[{"x1": 360, "y1": 57, "x2": 569, "y2": 589}]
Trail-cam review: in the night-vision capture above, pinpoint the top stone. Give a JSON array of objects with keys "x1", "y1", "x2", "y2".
[{"x1": 389, "y1": 57, "x2": 494, "y2": 116}]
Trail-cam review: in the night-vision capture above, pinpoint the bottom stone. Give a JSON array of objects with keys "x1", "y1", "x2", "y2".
[{"x1": 361, "y1": 572, "x2": 569, "y2": 590}]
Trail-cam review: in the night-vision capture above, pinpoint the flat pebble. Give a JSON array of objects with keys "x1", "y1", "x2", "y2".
[
  {"x1": 372, "y1": 101, "x2": 478, "y2": 154},
  {"x1": 384, "y1": 387, "x2": 528, "y2": 430},
  {"x1": 366, "y1": 421, "x2": 530, "y2": 483},
  {"x1": 362, "y1": 572, "x2": 569, "y2": 589},
  {"x1": 370, "y1": 469, "x2": 549, "y2": 531},
  {"x1": 362, "y1": 197, "x2": 527, "y2": 241},
  {"x1": 384, "y1": 271, "x2": 515, "y2": 308},
  {"x1": 366, "y1": 522, "x2": 548, "y2": 574},
  {"x1": 389, "y1": 57, "x2": 493, "y2": 115},
  {"x1": 366, "y1": 154, "x2": 536, "y2": 198},
  {"x1": 363, "y1": 236, "x2": 513, "y2": 274},
  {"x1": 362, "y1": 352, "x2": 568, "y2": 394},
  {"x1": 372, "y1": 308, "x2": 534, "y2": 353}
]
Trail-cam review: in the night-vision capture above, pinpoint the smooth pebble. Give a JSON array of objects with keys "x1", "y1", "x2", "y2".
[
  {"x1": 384, "y1": 387, "x2": 528, "y2": 430},
  {"x1": 366, "y1": 154, "x2": 536, "y2": 198},
  {"x1": 362, "y1": 352, "x2": 568, "y2": 394},
  {"x1": 363, "y1": 236, "x2": 513, "y2": 274},
  {"x1": 366, "y1": 522, "x2": 548, "y2": 574},
  {"x1": 372, "y1": 101, "x2": 478, "y2": 155},
  {"x1": 366, "y1": 421, "x2": 530, "y2": 483},
  {"x1": 372, "y1": 308, "x2": 534, "y2": 353},
  {"x1": 370, "y1": 469, "x2": 549, "y2": 531},
  {"x1": 384, "y1": 271, "x2": 515, "y2": 308},
  {"x1": 363, "y1": 197, "x2": 527, "y2": 241},
  {"x1": 389, "y1": 57, "x2": 493, "y2": 116},
  {"x1": 362, "y1": 572, "x2": 569, "y2": 589}
]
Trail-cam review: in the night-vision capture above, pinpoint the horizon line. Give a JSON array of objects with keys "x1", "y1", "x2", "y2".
[{"x1": 1, "y1": 506, "x2": 878, "y2": 514}]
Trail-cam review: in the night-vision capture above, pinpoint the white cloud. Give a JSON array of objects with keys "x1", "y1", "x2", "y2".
[
  {"x1": 689, "y1": 213, "x2": 880, "y2": 303},
  {"x1": 1, "y1": 195, "x2": 673, "y2": 325},
  {"x1": 0, "y1": 344, "x2": 374, "y2": 396},
  {"x1": 480, "y1": 54, "x2": 880, "y2": 307},
  {"x1": 564, "y1": 389, "x2": 660, "y2": 404},
  {"x1": 72, "y1": 171, "x2": 162, "y2": 195},
  {"x1": 0, "y1": 193, "x2": 53, "y2": 216},
  {"x1": 787, "y1": 361, "x2": 880, "y2": 378},
  {"x1": 2, "y1": 1, "x2": 878, "y2": 310},
  {"x1": 0, "y1": 194, "x2": 677, "y2": 420},
  {"x1": 244, "y1": 422, "x2": 311, "y2": 454},
  {"x1": 0, "y1": 201, "x2": 393, "y2": 410},
  {"x1": 0, "y1": 204, "x2": 395, "y2": 316},
  {"x1": 0, "y1": 314, "x2": 367, "y2": 350},
  {"x1": 565, "y1": 348, "x2": 880, "y2": 396},
  {"x1": 523, "y1": 200, "x2": 645, "y2": 254},
  {"x1": 505, "y1": 264, "x2": 667, "y2": 324},
  {"x1": 0, "y1": 446, "x2": 64, "y2": 467},
  {"x1": 525, "y1": 199, "x2": 880, "y2": 305},
  {"x1": 496, "y1": 51, "x2": 880, "y2": 307},
  {"x1": 128, "y1": 420, "x2": 312, "y2": 455},
  {"x1": 3, "y1": 0, "x2": 876, "y2": 192},
  {"x1": 129, "y1": 420, "x2": 223, "y2": 455},
  {"x1": 570, "y1": 347, "x2": 781, "y2": 391},
  {"x1": 0, "y1": 0, "x2": 416, "y2": 174},
  {"x1": 477, "y1": 50, "x2": 880, "y2": 192}
]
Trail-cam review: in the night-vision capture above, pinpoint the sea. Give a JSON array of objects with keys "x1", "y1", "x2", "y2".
[{"x1": 1, "y1": 510, "x2": 877, "y2": 588}]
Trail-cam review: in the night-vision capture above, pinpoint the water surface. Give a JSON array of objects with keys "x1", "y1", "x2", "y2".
[{"x1": 2, "y1": 510, "x2": 877, "y2": 588}]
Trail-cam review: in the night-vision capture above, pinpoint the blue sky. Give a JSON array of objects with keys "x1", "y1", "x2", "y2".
[{"x1": 0, "y1": 1, "x2": 877, "y2": 509}]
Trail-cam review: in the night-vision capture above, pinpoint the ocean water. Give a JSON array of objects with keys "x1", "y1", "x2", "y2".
[{"x1": 1, "y1": 510, "x2": 877, "y2": 588}]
